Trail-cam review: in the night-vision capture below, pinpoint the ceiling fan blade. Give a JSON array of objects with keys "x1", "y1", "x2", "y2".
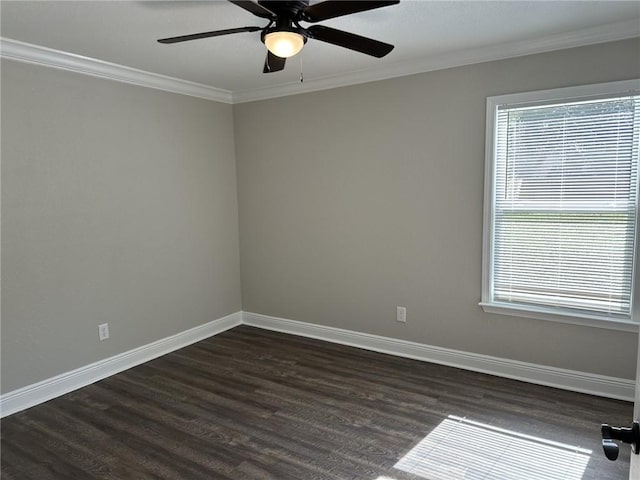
[
  {"x1": 302, "y1": 1, "x2": 399, "y2": 23},
  {"x1": 306, "y1": 25, "x2": 394, "y2": 58},
  {"x1": 158, "y1": 26, "x2": 262, "y2": 44},
  {"x1": 263, "y1": 51, "x2": 286, "y2": 73},
  {"x1": 229, "y1": 1, "x2": 275, "y2": 19}
]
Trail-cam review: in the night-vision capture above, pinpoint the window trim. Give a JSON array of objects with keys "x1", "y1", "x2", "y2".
[{"x1": 481, "y1": 79, "x2": 640, "y2": 332}]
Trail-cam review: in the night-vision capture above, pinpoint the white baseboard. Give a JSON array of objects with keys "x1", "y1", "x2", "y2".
[
  {"x1": 2, "y1": 309, "x2": 633, "y2": 418},
  {"x1": 0, "y1": 312, "x2": 242, "y2": 418},
  {"x1": 242, "y1": 312, "x2": 636, "y2": 402}
]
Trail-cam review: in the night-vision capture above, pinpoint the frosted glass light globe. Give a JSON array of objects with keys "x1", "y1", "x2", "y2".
[{"x1": 264, "y1": 31, "x2": 304, "y2": 58}]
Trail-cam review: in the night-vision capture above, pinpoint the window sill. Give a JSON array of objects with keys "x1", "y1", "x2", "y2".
[{"x1": 479, "y1": 302, "x2": 639, "y2": 333}]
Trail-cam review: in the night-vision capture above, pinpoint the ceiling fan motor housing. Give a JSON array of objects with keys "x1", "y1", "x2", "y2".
[
  {"x1": 260, "y1": 1, "x2": 309, "y2": 53},
  {"x1": 261, "y1": 23, "x2": 308, "y2": 45}
]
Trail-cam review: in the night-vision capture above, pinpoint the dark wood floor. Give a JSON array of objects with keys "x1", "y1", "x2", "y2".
[{"x1": 1, "y1": 325, "x2": 633, "y2": 479}]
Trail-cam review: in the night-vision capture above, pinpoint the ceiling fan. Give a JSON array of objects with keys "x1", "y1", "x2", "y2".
[{"x1": 158, "y1": 1, "x2": 399, "y2": 73}]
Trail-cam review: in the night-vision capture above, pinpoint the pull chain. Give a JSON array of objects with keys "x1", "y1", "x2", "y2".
[{"x1": 299, "y1": 50, "x2": 304, "y2": 83}]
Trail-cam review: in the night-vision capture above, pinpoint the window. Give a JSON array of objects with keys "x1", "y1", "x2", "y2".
[{"x1": 481, "y1": 80, "x2": 640, "y2": 329}]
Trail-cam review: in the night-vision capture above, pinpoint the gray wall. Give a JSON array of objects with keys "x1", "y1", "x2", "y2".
[
  {"x1": 234, "y1": 38, "x2": 640, "y2": 380},
  {"x1": 2, "y1": 38, "x2": 638, "y2": 395},
  {"x1": 1, "y1": 60, "x2": 241, "y2": 393}
]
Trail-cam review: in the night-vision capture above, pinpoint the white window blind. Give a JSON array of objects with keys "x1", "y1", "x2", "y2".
[{"x1": 489, "y1": 92, "x2": 639, "y2": 320}]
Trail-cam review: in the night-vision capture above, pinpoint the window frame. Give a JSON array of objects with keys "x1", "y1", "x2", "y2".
[{"x1": 480, "y1": 79, "x2": 640, "y2": 333}]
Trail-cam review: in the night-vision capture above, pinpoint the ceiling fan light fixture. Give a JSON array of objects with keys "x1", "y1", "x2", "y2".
[{"x1": 264, "y1": 31, "x2": 305, "y2": 58}]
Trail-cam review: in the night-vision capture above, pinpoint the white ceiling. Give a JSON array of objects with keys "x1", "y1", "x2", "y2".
[{"x1": 1, "y1": 1, "x2": 639, "y2": 101}]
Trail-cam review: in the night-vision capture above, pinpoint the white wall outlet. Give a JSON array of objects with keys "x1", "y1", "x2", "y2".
[
  {"x1": 396, "y1": 306, "x2": 407, "y2": 323},
  {"x1": 98, "y1": 323, "x2": 110, "y2": 341}
]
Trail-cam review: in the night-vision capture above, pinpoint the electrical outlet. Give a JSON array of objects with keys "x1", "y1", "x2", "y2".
[
  {"x1": 98, "y1": 323, "x2": 110, "y2": 341},
  {"x1": 396, "y1": 306, "x2": 406, "y2": 323}
]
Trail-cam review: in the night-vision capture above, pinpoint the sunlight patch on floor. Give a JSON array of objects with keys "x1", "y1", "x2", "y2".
[{"x1": 393, "y1": 415, "x2": 592, "y2": 480}]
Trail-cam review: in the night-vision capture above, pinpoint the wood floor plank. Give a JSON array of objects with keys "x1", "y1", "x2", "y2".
[{"x1": 1, "y1": 325, "x2": 634, "y2": 479}]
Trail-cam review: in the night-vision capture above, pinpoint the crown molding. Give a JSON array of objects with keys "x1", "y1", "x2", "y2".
[
  {"x1": 232, "y1": 19, "x2": 640, "y2": 103},
  {"x1": 0, "y1": 37, "x2": 233, "y2": 104},
  {"x1": 2, "y1": 18, "x2": 639, "y2": 105}
]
